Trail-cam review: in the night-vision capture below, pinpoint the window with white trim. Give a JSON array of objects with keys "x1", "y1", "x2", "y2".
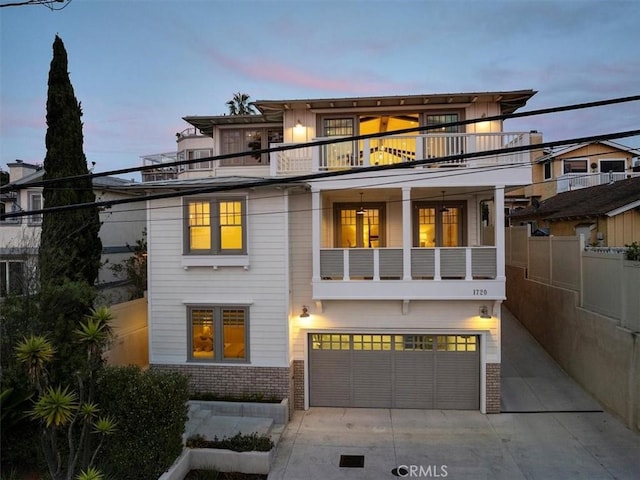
[
  {"x1": 28, "y1": 192, "x2": 43, "y2": 224},
  {"x1": 0, "y1": 260, "x2": 24, "y2": 297},
  {"x1": 184, "y1": 198, "x2": 246, "y2": 255},
  {"x1": 188, "y1": 305, "x2": 248, "y2": 362},
  {"x1": 599, "y1": 159, "x2": 625, "y2": 173},
  {"x1": 563, "y1": 159, "x2": 588, "y2": 174}
]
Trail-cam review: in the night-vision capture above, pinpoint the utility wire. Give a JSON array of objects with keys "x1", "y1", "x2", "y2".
[
  {"x1": 3, "y1": 94, "x2": 639, "y2": 192},
  {"x1": 3, "y1": 128, "x2": 640, "y2": 220}
]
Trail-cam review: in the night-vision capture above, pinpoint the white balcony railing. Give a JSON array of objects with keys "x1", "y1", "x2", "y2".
[
  {"x1": 319, "y1": 247, "x2": 497, "y2": 281},
  {"x1": 271, "y1": 132, "x2": 531, "y2": 175},
  {"x1": 557, "y1": 171, "x2": 640, "y2": 193}
]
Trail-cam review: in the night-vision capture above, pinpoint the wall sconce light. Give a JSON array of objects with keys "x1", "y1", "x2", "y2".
[
  {"x1": 479, "y1": 305, "x2": 491, "y2": 319},
  {"x1": 300, "y1": 305, "x2": 310, "y2": 318}
]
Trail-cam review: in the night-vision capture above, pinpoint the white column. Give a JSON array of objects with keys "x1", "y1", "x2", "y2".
[
  {"x1": 495, "y1": 185, "x2": 505, "y2": 280},
  {"x1": 402, "y1": 187, "x2": 412, "y2": 280},
  {"x1": 312, "y1": 189, "x2": 321, "y2": 282}
]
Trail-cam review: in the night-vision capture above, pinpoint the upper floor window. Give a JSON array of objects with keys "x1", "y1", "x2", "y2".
[
  {"x1": 413, "y1": 201, "x2": 466, "y2": 247},
  {"x1": 184, "y1": 149, "x2": 213, "y2": 170},
  {"x1": 184, "y1": 198, "x2": 246, "y2": 255},
  {"x1": 0, "y1": 260, "x2": 24, "y2": 297},
  {"x1": 543, "y1": 161, "x2": 552, "y2": 180},
  {"x1": 426, "y1": 114, "x2": 459, "y2": 133},
  {"x1": 189, "y1": 305, "x2": 248, "y2": 362},
  {"x1": 28, "y1": 192, "x2": 43, "y2": 224},
  {"x1": 334, "y1": 203, "x2": 385, "y2": 248},
  {"x1": 220, "y1": 128, "x2": 282, "y2": 166},
  {"x1": 599, "y1": 159, "x2": 625, "y2": 173},
  {"x1": 563, "y1": 159, "x2": 587, "y2": 174}
]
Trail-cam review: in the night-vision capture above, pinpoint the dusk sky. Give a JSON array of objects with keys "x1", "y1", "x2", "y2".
[{"x1": 1, "y1": 0, "x2": 639, "y2": 180}]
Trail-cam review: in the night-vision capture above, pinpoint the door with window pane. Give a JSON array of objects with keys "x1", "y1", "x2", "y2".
[
  {"x1": 414, "y1": 202, "x2": 464, "y2": 247},
  {"x1": 323, "y1": 118, "x2": 355, "y2": 169},
  {"x1": 336, "y1": 205, "x2": 383, "y2": 248}
]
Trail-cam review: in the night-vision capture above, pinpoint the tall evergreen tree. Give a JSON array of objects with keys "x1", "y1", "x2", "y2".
[{"x1": 38, "y1": 35, "x2": 102, "y2": 382}]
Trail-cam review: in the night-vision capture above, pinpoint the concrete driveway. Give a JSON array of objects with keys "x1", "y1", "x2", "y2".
[{"x1": 268, "y1": 309, "x2": 640, "y2": 480}]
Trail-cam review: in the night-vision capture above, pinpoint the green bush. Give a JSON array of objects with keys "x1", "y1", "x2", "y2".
[
  {"x1": 625, "y1": 241, "x2": 640, "y2": 261},
  {"x1": 94, "y1": 366, "x2": 189, "y2": 479},
  {"x1": 186, "y1": 432, "x2": 274, "y2": 452}
]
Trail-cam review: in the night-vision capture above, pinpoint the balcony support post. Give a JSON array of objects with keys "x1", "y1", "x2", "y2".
[
  {"x1": 312, "y1": 189, "x2": 321, "y2": 282},
  {"x1": 495, "y1": 185, "x2": 506, "y2": 280},
  {"x1": 465, "y1": 247, "x2": 473, "y2": 280},
  {"x1": 402, "y1": 187, "x2": 412, "y2": 280}
]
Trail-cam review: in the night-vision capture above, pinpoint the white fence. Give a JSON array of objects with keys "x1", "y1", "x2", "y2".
[{"x1": 505, "y1": 227, "x2": 640, "y2": 332}]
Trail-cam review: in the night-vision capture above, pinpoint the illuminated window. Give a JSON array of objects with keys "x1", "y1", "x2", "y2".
[
  {"x1": 185, "y1": 198, "x2": 246, "y2": 254},
  {"x1": 334, "y1": 203, "x2": 385, "y2": 248},
  {"x1": 189, "y1": 306, "x2": 248, "y2": 362},
  {"x1": 414, "y1": 201, "x2": 465, "y2": 247}
]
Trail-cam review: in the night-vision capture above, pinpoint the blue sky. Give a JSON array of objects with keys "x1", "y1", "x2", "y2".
[{"x1": 1, "y1": 0, "x2": 639, "y2": 179}]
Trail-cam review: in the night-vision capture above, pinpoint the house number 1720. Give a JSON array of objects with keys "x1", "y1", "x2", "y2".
[{"x1": 473, "y1": 289, "x2": 488, "y2": 296}]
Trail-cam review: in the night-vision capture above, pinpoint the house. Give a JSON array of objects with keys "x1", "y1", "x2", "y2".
[
  {"x1": 144, "y1": 90, "x2": 541, "y2": 414},
  {"x1": 509, "y1": 176, "x2": 640, "y2": 246},
  {"x1": 0, "y1": 160, "x2": 146, "y2": 303},
  {"x1": 513, "y1": 140, "x2": 639, "y2": 202}
]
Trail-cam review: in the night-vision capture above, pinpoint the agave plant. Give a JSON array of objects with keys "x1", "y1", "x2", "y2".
[
  {"x1": 31, "y1": 385, "x2": 78, "y2": 428},
  {"x1": 75, "y1": 466, "x2": 104, "y2": 480},
  {"x1": 15, "y1": 335, "x2": 56, "y2": 390}
]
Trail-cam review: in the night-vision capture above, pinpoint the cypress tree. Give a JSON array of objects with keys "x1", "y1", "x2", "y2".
[{"x1": 38, "y1": 35, "x2": 102, "y2": 382}]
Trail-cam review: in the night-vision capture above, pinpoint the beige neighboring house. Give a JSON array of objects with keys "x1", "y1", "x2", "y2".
[
  {"x1": 509, "y1": 176, "x2": 640, "y2": 246},
  {"x1": 144, "y1": 90, "x2": 543, "y2": 414},
  {"x1": 0, "y1": 160, "x2": 146, "y2": 303},
  {"x1": 516, "y1": 140, "x2": 639, "y2": 202}
]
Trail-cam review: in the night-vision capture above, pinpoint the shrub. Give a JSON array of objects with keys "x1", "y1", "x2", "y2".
[
  {"x1": 94, "y1": 366, "x2": 189, "y2": 479},
  {"x1": 186, "y1": 432, "x2": 274, "y2": 452},
  {"x1": 625, "y1": 241, "x2": 640, "y2": 261}
]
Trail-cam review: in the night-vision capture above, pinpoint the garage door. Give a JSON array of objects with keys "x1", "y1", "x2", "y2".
[{"x1": 309, "y1": 334, "x2": 479, "y2": 409}]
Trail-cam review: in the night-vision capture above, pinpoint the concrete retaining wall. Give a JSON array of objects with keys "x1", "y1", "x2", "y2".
[{"x1": 505, "y1": 265, "x2": 639, "y2": 431}]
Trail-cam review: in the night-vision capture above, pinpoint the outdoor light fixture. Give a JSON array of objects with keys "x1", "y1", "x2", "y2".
[
  {"x1": 479, "y1": 305, "x2": 491, "y2": 319},
  {"x1": 356, "y1": 192, "x2": 366, "y2": 215},
  {"x1": 300, "y1": 305, "x2": 310, "y2": 318},
  {"x1": 440, "y1": 191, "x2": 449, "y2": 213},
  {"x1": 295, "y1": 119, "x2": 303, "y2": 128}
]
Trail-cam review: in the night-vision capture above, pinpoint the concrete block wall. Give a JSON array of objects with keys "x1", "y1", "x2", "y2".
[{"x1": 505, "y1": 265, "x2": 640, "y2": 431}]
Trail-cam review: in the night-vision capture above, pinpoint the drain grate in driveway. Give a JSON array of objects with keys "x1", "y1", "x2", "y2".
[{"x1": 340, "y1": 454, "x2": 365, "y2": 468}]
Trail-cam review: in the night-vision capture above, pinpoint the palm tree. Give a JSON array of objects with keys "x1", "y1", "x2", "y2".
[{"x1": 226, "y1": 92, "x2": 257, "y2": 115}]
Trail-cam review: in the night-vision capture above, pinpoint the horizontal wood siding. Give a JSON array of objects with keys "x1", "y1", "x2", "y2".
[{"x1": 148, "y1": 192, "x2": 289, "y2": 367}]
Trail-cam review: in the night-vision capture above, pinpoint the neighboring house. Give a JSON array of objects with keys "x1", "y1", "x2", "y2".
[
  {"x1": 515, "y1": 140, "x2": 639, "y2": 202},
  {"x1": 509, "y1": 176, "x2": 640, "y2": 246},
  {"x1": 0, "y1": 160, "x2": 146, "y2": 303},
  {"x1": 144, "y1": 90, "x2": 540, "y2": 414}
]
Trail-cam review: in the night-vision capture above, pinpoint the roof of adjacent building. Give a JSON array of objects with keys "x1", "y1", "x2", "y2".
[
  {"x1": 510, "y1": 176, "x2": 640, "y2": 221},
  {"x1": 184, "y1": 90, "x2": 537, "y2": 136},
  {"x1": 535, "y1": 140, "x2": 639, "y2": 164}
]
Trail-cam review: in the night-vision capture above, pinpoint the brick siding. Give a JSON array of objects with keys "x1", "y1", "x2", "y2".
[
  {"x1": 292, "y1": 360, "x2": 305, "y2": 410},
  {"x1": 485, "y1": 363, "x2": 501, "y2": 413},
  {"x1": 151, "y1": 364, "x2": 290, "y2": 401}
]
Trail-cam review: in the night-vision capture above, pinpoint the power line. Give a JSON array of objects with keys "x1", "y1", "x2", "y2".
[
  {"x1": 3, "y1": 128, "x2": 640, "y2": 220},
  {"x1": 3, "y1": 94, "x2": 639, "y2": 192}
]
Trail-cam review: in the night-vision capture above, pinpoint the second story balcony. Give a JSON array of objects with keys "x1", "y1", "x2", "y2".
[
  {"x1": 557, "y1": 171, "x2": 640, "y2": 193},
  {"x1": 271, "y1": 131, "x2": 532, "y2": 176},
  {"x1": 309, "y1": 186, "x2": 508, "y2": 303}
]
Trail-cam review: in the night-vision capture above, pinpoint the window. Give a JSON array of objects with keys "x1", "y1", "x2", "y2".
[
  {"x1": 220, "y1": 128, "x2": 282, "y2": 166},
  {"x1": 563, "y1": 159, "x2": 587, "y2": 173},
  {"x1": 413, "y1": 201, "x2": 466, "y2": 247},
  {"x1": 189, "y1": 306, "x2": 248, "y2": 362},
  {"x1": 543, "y1": 161, "x2": 552, "y2": 180},
  {"x1": 185, "y1": 198, "x2": 246, "y2": 254},
  {"x1": 28, "y1": 192, "x2": 43, "y2": 224},
  {"x1": 334, "y1": 203, "x2": 385, "y2": 248},
  {"x1": 599, "y1": 159, "x2": 625, "y2": 173},
  {"x1": 187, "y1": 149, "x2": 213, "y2": 170},
  {"x1": 0, "y1": 260, "x2": 24, "y2": 297}
]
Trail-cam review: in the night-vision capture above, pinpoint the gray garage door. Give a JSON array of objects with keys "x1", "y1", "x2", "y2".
[{"x1": 309, "y1": 333, "x2": 479, "y2": 409}]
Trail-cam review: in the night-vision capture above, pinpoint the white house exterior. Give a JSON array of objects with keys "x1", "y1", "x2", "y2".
[
  {"x1": 0, "y1": 161, "x2": 146, "y2": 303},
  {"x1": 145, "y1": 90, "x2": 538, "y2": 413}
]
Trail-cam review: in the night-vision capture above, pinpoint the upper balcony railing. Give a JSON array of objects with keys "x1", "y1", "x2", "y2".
[
  {"x1": 557, "y1": 171, "x2": 640, "y2": 193},
  {"x1": 271, "y1": 132, "x2": 531, "y2": 176}
]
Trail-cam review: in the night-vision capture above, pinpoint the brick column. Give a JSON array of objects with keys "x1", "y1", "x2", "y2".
[
  {"x1": 292, "y1": 360, "x2": 305, "y2": 410},
  {"x1": 486, "y1": 363, "x2": 501, "y2": 413}
]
